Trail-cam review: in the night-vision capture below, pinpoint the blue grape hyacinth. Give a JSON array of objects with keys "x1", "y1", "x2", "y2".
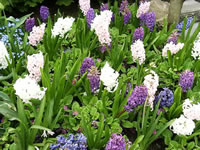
[
  {"x1": 50, "y1": 133, "x2": 87, "y2": 150},
  {"x1": 155, "y1": 88, "x2": 174, "y2": 107},
  {"x1": 176, "y1": 17, "x2": 193, "y2": 32}
]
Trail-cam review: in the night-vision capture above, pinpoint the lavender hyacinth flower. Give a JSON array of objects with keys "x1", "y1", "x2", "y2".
[
  {"x1": 179, "y1": 70, "x2": 194, "y2": 92},
  {"x1": 155, "y1": 88, "x2": 174, "y2": 107},
  {"x1": 80, "y1": 57, "x2": 95, "y2": 75},
  {"x1": 40, "y1": 6, "x2": 49, "y2": 22},
  {"x1": 125, "y1": 85, "x2": 148, "y2": 112},
  {"x1": 119, "y1": 0, "x2": 129, "y2": 12},
  {"x1": 140, "y1": 12, "x2": 156, "y2": 32},
  {"x1": 132, "y1": 27, "x2": 144, "y2": 43},
  {"x1": 100, "y1": 3, "x2": 109, "y2": 11},
  {"x1": 105, "y1": 133, "x2": 126, "y2": 150},
  {"x1": 86, "y1": 8, "x2": 95, "y2": 28},
  {"x1": 87, "y1": 66, "x2": 100, "y2": 93},
  {"x1": 168, "y1": 32, "x2": 179, "y2": 44},
  {"x1": 25, "y1": 17, "x2": 35, "y2": 32},
  {"x1": 176, "y1": 17, "x2": 193, "y2": 32},
  {"x1": 123, "y1": 8, "x2": 132, "y2": 24},
  {"x1": 120, "y1": 0, "x2": 131, "y2": 24}
]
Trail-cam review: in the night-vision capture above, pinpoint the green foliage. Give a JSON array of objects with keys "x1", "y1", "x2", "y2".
[{"x1": 0, "y1": 0, "x2": 74, "y2": 13}]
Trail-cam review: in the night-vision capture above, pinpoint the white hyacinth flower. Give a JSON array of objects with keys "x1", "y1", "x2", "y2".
[
  {"x1": 52, "y1": 17, "x2": 75, "y2": 38},
  {"x1": 162, "y1": 42, "x2": 184, "y2": 57},
  {"x1": 0, "y1": 41, "x2": 11, "y2": 69},
  {"x1": 91, "y1": 10, "x2": 113, "y2": 46},
  {"x1": 79, "y1": 0, "x2": 90, "y2": 16},
  {"x1": 136, "y1": 2, "x2": 150, "y2": 18},
  {"x1": 27, "y1": 52, "x2": 44, "y2": 82},
  {"x1": 100, "y1": 62, "x2": 119, "y2": 92},
  {"x1": 170, "y1": 115, "x2": 195, "y2": 136},
  {"x1": 131, "y1": 40, "x2": 146, "y2": 65},
  {"x1": 144, "y1": 70, "x2": 159, "y2": 109},
  {"x1": 192, "y1": 33, "x2": 200, "y2": 59},
  {"x1": 28, "y1": 23, "x2": 46, "y2": 46},
  {"x1": 13, "y1": 75, "x2": 46, "y2": 104},
  {"x1": 183, "y1": 99, "x2": 200, "y2": 121}
]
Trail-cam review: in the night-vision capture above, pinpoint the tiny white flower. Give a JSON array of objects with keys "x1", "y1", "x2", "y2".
[
  {"x1": 41, "y1": 130, "x2": 54, "y2": 138},
  {"x1": 100, "y1": 62, "x2": 119, "y2": 92}
]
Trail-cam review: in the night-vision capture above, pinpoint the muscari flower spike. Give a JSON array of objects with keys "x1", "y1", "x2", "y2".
[
  {"x1": 176, "y1": 17, "x2": 193, "y2": 32},
  {"x1": 154, "y1": 88, "x2": 174, "y2": 107}
]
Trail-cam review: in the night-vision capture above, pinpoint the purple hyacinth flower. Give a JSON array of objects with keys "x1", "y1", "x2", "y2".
[
  {"x1": 176, "y1": 17, "x2": 193, "y2": 32},
  {"x1": 105, "y1": 133, "x2": 126, "y2": 150},
  {"x1": 155, "y1": 88, "x2": 174, "y2": 107},
  {"x1": 40, "y1": 6, "x2": 49, "y2": 22},
  {"x1": 120, "y1": 0, "x2": 129, "y2": 12},
  {"x1": 140, "y1": 12, "x2": 156, "y2": 32},
  {"x1": 25, "y1": 17, "x2": 35, "y2": 32},
  {"x1": 86, "y1": 8, "x2": 95, "y2": 28},
  {"x1": 100, "y1": 3, "x2": 109, "y2": 11},
  {"x1": 80, "y1": 57, "x2": 95, "y2": 75},
  {"x1": 179, "y1": 70, "x2": 194, "y2": 92},
  {"x1": 124, "y1": 85, "x2": 148, "y2": 112},
  {"x1": 168, "y1": 32, "x2": 179, "y2": 44},
  {"x1": 87, "y1": 66, "x2": 100, "y2": 93},
  {"x1": 123, "y1": 8, "x2": 132, "y2": 24},
  {"x1": 132, "y1": 27, "x2": 144, "y2": 43}
]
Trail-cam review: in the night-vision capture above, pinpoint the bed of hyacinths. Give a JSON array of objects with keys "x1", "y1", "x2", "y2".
[{"x1": 1, "y1": 0, "x2": 200, "y2": 150}]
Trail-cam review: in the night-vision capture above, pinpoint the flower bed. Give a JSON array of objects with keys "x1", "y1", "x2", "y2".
[{"x1": 0, "y1": 0, "x2": 200, "y2": 150}]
